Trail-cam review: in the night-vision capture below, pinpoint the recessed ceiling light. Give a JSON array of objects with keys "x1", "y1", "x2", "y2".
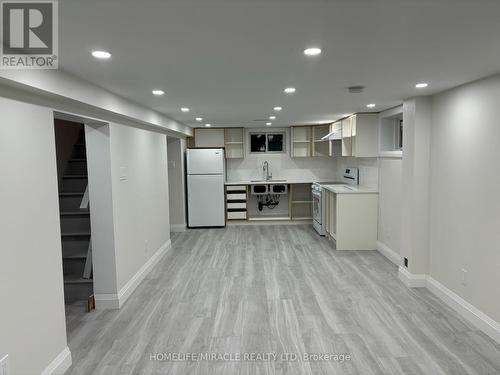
[
  {"x1": 266, "y1": 122, "x2": 272, "y2": 126},
  {"x1": 91, "y1": 50, "x2": 111, "y2": 59},
  {"x1": 152, "y1": 89, "x2": 164, "y2": 96},
  {"x1": 284, "y1": 87, "x2": 296, "y2": 94},
  {"x1": 304, "y1": 47, "x2": 322, "y2": 56},
  {"x1": 195, "y1": 117, "x2": 203, "y2": 122},
  {"x1": 415, "y1": 82, "x2": 429, "y2": 88},
  {"x1": 273, "y1": 106, "x2": 282, "y2": 111},
  {"x1": 181, "y1": 107, "x2": 190, "y2": 112},
  {"x1": 205, "y1": 123, "x2": 211, "y2": 127},
  {"x1": 269, "y1": 116, "x2": 276, "y2": 120},
  {"x1": 366, "y1": 104, "x2": 376, "y2": 108}
]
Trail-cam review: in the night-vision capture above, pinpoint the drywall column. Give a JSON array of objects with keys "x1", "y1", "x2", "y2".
[
  {"x1": 85, "y1": 123, "x2": 120, "y2": 308},
  {"x1": 0, "y1": 98, "x2": 70, "y2": 374},
  {"x1": 86, "y1": 122, "x2": 171, "y2": 309},
  {"x1": 400, "y1": 97, "x2": 432, "y2": 278},
  {"x1": 108, "y1": 123, "x2": 171, "y2": 295},
  {"x1": 167, "y1": 137, "x2": 187, "y2": 231}
]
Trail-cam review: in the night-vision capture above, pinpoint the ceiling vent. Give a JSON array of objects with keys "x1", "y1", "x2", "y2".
[{"x1": 347, "y1": 86, "x2": 365, "y2": 93}]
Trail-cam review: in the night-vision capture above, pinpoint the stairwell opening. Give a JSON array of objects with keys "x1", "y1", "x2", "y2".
[{"x1": 54, "y1": 119, "x2": 94, "y2": 309}]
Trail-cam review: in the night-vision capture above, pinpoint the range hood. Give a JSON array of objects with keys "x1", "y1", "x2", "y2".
[{"x1": 321, "y1": 129, "x2": 342, "y2": 141}]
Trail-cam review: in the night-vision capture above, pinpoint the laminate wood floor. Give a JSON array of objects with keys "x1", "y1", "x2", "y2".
[{"x1": 65, "y1": 225, "x2": 500, "y2": 375}]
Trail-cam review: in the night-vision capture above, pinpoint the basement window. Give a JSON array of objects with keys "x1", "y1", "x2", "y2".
[{"x1": 250, "y1": 132, "x2": 285, "y2": 153}]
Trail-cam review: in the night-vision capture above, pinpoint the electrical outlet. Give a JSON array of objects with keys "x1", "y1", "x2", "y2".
[
  {"x1": 0, "y1": 354, "x2": 9, "y2": 375},
  {"x1": 461, "y1": 268, "x2": 468, "y2": 286}
]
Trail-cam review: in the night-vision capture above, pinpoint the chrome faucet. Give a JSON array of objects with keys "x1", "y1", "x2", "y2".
[{"x1": 263, "y1": 161, "x2": 272, "y2": 181}]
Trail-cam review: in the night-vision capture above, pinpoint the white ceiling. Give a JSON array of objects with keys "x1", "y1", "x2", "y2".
[{"x1": 59, "y1": 0, "x2": 500, "y2": 128}]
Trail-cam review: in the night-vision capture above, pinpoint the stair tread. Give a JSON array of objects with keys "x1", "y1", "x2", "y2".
[
  {"x1": 68, "y1": 158, "x2": 86, "y2": 162},
  {"x1": 61, "y1": 231, "x2": 91, "y2": 237},
  {"x1": 62, "y1": 175, "x2": 88, "y2": 179},
  {"x1": 59, "y1": 192, "x2": 85, "y2": 196},
  {"x1": 63, "y1": 254, "x2": 87, "y2": 260},
  {"x1": 64, "y1": 274, "x2": 92, "y2": 284},
  {"x1": 60, "y1": 211, "x2": 90, "y2": 216}
]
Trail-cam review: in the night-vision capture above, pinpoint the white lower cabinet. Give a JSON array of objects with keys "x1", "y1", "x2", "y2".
[
  {"x1": 325, "y1": 191, "x2": 378, "y2": 250},
  {"x1": 226, "y1": 185, "x2": 248, "y2": 220},
  {"x1": 227, "y1": 211, "x2": 247, "y2": 220}
]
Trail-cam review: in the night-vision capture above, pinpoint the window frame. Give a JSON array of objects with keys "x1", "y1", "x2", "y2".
[{"x1": 249, "y1": 131, "x2": 286, "y2": 154}]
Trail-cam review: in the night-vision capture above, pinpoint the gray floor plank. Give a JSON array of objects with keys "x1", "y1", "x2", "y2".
[{"x1": 65, "y1": 225, "x2": 500, "y2": 375}]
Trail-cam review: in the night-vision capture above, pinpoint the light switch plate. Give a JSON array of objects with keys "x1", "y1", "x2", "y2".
[
  {"x1": 0, "y1": 354, "x2": 9, "y2": 375},
  {"x1": 461, "y1": 268, "x2": 468, "y2": 286},
  {"x1": 119, "y1": 166, "x2": 127, "y2": 181}
]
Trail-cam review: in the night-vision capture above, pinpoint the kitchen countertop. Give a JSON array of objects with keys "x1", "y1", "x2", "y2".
[
  {"x1": 321, "y1": 184, "x2": 379, "y2": 194},
  {"x1": 224, "y1": 180, "x2": 378, "y2": 194},
  {"x1": 225, "y1": 179, "x2": 331, "y2": 185}
]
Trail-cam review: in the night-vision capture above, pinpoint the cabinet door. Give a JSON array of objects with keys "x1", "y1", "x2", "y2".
[
  {"x1": 351, "y1": 115, "x2": 357, "y2": 157},
  {"x1": 195, "y1": 128, "x2": 225, "y2": 147},
  {"x1": 329, "y1": 192, "x2": 337, "y2": 238},
  {"x1": 353, "y1": 113, "x2": 378, "y2": 157},
  {"x1": 341, "y1": 118, "x2": 352, "y2": 156},
  {"x1": 324, "y1": 190, "x2": 330, "y2": 235}
]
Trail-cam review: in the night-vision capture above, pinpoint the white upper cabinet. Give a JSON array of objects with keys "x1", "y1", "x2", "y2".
[
  {"x1": 194, "y1": 128, "x2": 225, "y2": 148},
  {"x1": 291, "y1": 126, "x2": 312, "y2": 157},
  {"x1": 194, "y1": 127, "x2": 246, "y2": 159},
  {"x1": 224, "y1": 127, "x2": 245, "y2": 159},
  {"x1": 291, "y1": 125, "x2": 337, "y2": 158},
  {"x1": 328, "y1": 121, "x2": 342, "y2": 156},
  {"x1": 341, "y1": 117, "x2": 353, "y2": 156},
  {"x1": 342, "y1": 114, "x2": 378, "y2": 157},
  {"x1": 312, "y1": 124, "x2": 330, "y2": 157}
]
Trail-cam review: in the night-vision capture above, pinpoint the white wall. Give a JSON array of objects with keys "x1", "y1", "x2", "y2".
[
  {"x1": 430, "y1": 75, "x2": 500, "y2": 323},
  {"x1": 0, "y1": 98, "x2": 69, "y2": 374},
  {"x1": 226, "y1": 128, "x2": 339, "y2": 182},
  {"x1": 167, "y1": 137, "x2": 187, "y2": 231},
  {"x1": 377, "y1": 158, "x2": 402, "y2": 254},
  {"x1": 336, "y1": 157, "x2": 379, "y2": 187},
  {"x1": 109, "y1": 124, "x2": 171, "y2": 291}
]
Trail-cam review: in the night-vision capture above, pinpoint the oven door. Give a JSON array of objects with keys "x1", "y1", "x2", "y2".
[{"x1": 312, "y1": 189, "x2": 322, "y2": 224}]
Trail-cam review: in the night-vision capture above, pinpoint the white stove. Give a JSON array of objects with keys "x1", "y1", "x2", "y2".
[{"x1": 312, "y1": 168, "x2": 359, "y2": 236}]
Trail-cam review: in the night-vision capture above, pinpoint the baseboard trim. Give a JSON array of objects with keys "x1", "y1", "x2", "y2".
[
  {"x1": 40, "y1": 346, "x2": 72, "y2": 375},
  {"x1": 227, "y1": 220, "x2": 312, "y2": 226},
  {"x1": 94, "y1": 293, "x2": 120, "y2": 309},
  {"x1": 170, "y1": 224, "x2": 187, "y2": 232},
  {"x1": 95, "y1": 239, "x2": 171, "y2": 309},
  {"x1": 398, "y1": 266, "x2": 427, "y2": 288},
  {"x1": 397, "y1": 267, "x2": 500, "y2": 345},
  {"x1": 426, "y1": 276, "x2": 500, "y2": 345},
  {"x1": 376, "y1": 241, "x2": 401, "y2": 266}
]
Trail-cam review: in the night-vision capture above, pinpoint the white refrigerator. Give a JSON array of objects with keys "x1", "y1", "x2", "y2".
[{"x1": 186, "y1": 148, "x2": 226, "y2": 227}]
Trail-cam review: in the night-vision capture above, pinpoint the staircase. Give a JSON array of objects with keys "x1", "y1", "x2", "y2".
[{"x1": 58, "y1": 129, "x2": 93, "y2": 303}]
